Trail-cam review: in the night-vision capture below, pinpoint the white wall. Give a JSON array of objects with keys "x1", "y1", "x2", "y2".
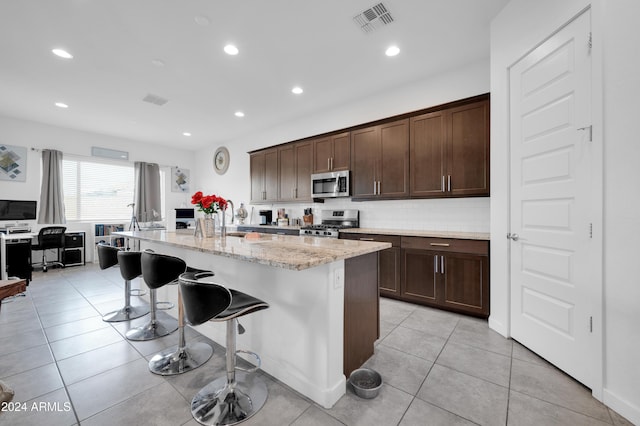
[
  {"x1": 0, "y1": 115, "x2": 196, "y2": 259},
  {"x1": 491, "y1": 0, "x2": 640, "y2": 423},
  {"x1": 193, "y1": 59, "x2": 491, "y2": 232}
]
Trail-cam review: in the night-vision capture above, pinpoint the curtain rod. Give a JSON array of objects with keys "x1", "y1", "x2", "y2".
[{"x1": 30, "y1": 147, "x2": 180, "y2": 169}]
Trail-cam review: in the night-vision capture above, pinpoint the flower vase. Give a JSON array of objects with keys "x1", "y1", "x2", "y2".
[{"x1": 195, "y1": 214, "x2": 216, "y2": 238}]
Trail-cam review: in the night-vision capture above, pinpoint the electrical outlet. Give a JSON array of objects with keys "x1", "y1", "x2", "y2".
[{"x1": 334, "y1": 268, "x2": 344, "y2": 289}]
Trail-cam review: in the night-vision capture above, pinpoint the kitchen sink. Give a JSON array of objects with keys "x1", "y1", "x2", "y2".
[{"x1": 225, "y1": 232, "x2": 248, "y2": 237}]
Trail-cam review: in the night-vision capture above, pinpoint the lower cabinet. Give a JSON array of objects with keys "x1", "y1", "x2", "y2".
[
  {"x1": 340, "y1": 233, "x2": 401, "y2": 298},
  {"x1": 341, "y1": 233, "x2": 489, "y2": 317}
]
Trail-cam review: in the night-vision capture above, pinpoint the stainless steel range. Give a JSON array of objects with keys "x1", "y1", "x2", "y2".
[{"x1": 299, "y1": 209, "x2": 359, "y2": 238}]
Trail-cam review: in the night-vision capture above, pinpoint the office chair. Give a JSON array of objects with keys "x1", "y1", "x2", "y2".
[{"x1": 31, "y1": 226, "x2": 66, "y2": 272}]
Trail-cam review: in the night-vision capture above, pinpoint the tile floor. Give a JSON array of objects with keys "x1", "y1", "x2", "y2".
[{"x1": 0, "y1": 264, "x2": 633, "y2": 426}]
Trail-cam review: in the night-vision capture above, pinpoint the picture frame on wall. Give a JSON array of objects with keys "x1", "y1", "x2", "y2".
[
  {"x1": 171, "y1": 167, "x2": 190, "y2": 192},
  {"x1": 0, "y1": 144, "x2": 27, "y2": 182}
]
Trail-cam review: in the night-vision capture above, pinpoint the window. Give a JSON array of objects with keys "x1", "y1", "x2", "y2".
[{"x1": 63, "y1": 157, "x2": 134, "y2": 221}]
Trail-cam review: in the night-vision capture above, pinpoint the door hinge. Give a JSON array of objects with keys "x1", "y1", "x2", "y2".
[
  {"x1": 588, "y1": 32, "x2": 592, "y2": 52},
  {"x1": 589, "y1": 223, "x2": 593, "y2": 238},
  {"x1": 590, "y1": 316, "x2": 593, "y2": 333}
]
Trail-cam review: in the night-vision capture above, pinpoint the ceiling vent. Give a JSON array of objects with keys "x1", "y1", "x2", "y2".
[
  {"x1": 353, "y1": 3, "x2": 394, "y2": 34},
  {"x1": 142, "y1": 93, "x2": 168, "y2": 106}
]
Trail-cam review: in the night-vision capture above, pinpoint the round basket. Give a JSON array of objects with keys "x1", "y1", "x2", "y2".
[{"x1": 348, "y1": 368, "x2": 382, "y2": 399}]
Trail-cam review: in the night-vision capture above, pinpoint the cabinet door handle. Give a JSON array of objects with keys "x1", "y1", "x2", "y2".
[
  {"x1": 441, "y1": 176, "x2": 445, "y2": 192},
  {"x1": 331, "y1": 157, "x2": 334, "y2": 170},
  {"x1": 359, "y1": 237, "x2": 375, "y2": 241},
  {"x1": 434, "y1": 255, "x2": 438, "y2": 273},
  {"x1": 429, "y1": 242, "x2": 450, "y2": 247},
  {"x1": 373, "y1": 180, "x2": 377, "y2": 195},
  {"x1": 377, "y1": 181, "x2": 381, "y2": 195},
  {"x1": 328, "y1": 158, "x2": 331, "y2": 170},
  {"x1": 448, "y1": 175, "x2": 451, "y2": 192},
  {"x1": 441, "y1": 255, "x2": 445, "y2": 274}
]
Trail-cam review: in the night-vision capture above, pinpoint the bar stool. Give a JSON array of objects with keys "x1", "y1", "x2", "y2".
[
  {"x1": 97, "y1": 244, "x2": 150, "y2": 322},
  {"x1": 125, "y1": 251, "x2": 181, "y2": 341},
  {"x1": 148, "y1": 263, "x2": 214, "y2": 375},
  {"x1": 179, "y1": 271, "x2": 269, "y2": 426}
]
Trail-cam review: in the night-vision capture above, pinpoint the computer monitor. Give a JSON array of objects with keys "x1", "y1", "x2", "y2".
[{"x1": 0, "y1": 200, "x2": 37, "y2": 221}]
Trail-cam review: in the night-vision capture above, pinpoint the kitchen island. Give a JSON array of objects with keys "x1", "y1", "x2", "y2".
[{"x1": 114, "y1": 230, "x2": 390, "y2": 408}]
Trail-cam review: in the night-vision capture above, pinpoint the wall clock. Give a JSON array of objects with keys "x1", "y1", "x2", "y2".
[{"x1": 213, "y1": 146, "x2": 230, "y2": 175}]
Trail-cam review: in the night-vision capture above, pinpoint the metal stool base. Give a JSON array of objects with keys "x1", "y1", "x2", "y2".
[
  {"x1": 191, "y1": 371, "x2": 268, "y2": 426},
  {"x1": 148, "y1": 341, "x2": 213, "y2": 376},
  {"x1": 102, "y1": 305, "x2": 150, "y2": 322},
  {"x1": 125, "y1": 318, "x2": 178, "y2": 341}
]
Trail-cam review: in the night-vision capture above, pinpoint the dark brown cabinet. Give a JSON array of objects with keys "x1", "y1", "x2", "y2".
[
  {"x1": 340, "y1": 233, "x2": 401, "y2": 297},
  {"x1": 313, "y1": 132, "x2": 350, "y2": 173},
  {"x1": 351, "y1": 119, "x2": 409, "y2": 199},
  {"x1": 402, "y1": 237, "x2": 489, "y2": 317},
  {"x1": 410, "y1": 99, "x2": 489, "y2": 197},
  {"x1": 278, "y1": 141, "x2": 312, "y2": 201},
  {"x1": 250, "y1": 148, "x2": 278, "y2": 203},
  {"x1": 341, "y1": 232, "x2": 489, "y2": 317}
]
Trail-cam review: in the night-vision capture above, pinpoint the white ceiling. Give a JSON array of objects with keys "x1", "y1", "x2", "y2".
[{"x1": 0, "y1": 0, "x2": 508, "y2": 151}]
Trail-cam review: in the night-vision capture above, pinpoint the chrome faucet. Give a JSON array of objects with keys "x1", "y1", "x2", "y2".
[{"x1": 226, "y1": 199, "x2": 235, "y2": 225}]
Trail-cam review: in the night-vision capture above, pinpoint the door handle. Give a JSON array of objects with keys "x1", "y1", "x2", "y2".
[
  {"x1": 447, "y1": 175, "x2": 451, "y2": 192},
  {"x1": 373, "y1": 180, "x2": 377, "y2": 195},
  {"x1": 441, "y1": 255, "x2": 445, "y2": 274},
  {"x1": 507, "y1": 233, "x2": 519, "y2": 241},
  {"x1": 328, "y1": 158, "x2": 331, "y2": 170},
  {"x1": 434, "y1": 255, "x2": 438, "y2": 273},
  {"x1": 441, "y1": 176, "x2": 445, "y2": 192}
]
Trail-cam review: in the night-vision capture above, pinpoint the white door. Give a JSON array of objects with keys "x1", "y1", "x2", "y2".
[{"x1": 509, "y1": 10, "x2": 597, "y2": 388}]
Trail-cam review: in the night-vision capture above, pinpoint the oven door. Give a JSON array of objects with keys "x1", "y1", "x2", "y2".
[{"x1": 311, "y1": 171, "x2": 350, "y2": 198}]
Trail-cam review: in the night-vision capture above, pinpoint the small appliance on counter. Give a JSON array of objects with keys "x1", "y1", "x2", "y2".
[
  {"x1": 299, "y1": 209, "x2": 359, "y2": 238},
  {"x1": 259, "y1": 210, "x2": 272, "y2": 225}
]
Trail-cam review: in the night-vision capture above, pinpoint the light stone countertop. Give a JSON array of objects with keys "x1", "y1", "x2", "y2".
[
  {"x1": 339, "y1": 228, "x2": 490, "y2": 241},
  {"x1": 114, "y1": 230, "x2": 390, "y2": 271}
]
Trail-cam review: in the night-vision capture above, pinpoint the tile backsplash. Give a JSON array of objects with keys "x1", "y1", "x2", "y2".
[{"x1": 248, "y1": 197, "x2": 490, "y2": 233}]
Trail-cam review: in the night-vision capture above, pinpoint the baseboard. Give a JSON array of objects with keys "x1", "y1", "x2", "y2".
[
  {"x1": 488, "y1": 316, "x2": 509, "y2": 338},
  {"x1": 603, "y1": 388, "x2": 640, "y2": 425}
]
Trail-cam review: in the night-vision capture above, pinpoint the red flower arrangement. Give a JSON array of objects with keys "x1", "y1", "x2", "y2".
[{"x1": 191, "y1": 191, "x2": 228, "y2": 215}]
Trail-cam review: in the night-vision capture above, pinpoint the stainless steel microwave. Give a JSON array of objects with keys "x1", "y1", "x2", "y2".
[{"x1": 311, "y1": 171, "x2": 350, "y2": 198}]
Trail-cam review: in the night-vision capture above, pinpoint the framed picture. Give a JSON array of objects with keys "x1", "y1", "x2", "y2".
[
  {"x1": 0, "y1": 144, "x2": 27, "y2": 182},
  {"x1": 171, "y1": 167, "x2": 190, "y2": 192}
]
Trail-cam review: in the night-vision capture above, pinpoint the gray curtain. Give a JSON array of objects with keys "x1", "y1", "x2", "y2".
[
  {"x1": 38, "y1": 149, "x2": 66, "y2": 224},
  {"x1": 134, "y1": 162, "x2": 162, "y2": 222}
]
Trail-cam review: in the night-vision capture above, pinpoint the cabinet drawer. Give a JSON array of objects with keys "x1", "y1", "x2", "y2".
[
  {"x1": 401, "y1": 236, "x2": 488, "y2": 255},
  {"x1": 340, "y1": 233, "x2": 401, "y2": 247}
]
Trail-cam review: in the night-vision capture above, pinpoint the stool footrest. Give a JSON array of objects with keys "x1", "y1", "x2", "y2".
[
  {"x1": 155, "y1": 301, "x2": 174, "y2": 310},
  {"x1": 235, "y1": 350, "x2": 261, "y2": 373},
  {"x1": 129, "y1": 288, "x2": 147, "y2": 297}
]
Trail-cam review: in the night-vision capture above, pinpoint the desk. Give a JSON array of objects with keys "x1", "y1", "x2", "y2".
[
  {"x1": 0, "y1": 232, "x2": 37, "y2": 281},
  {"x1": 1, "y1": 231, "x2": 85, "y2": 280}
]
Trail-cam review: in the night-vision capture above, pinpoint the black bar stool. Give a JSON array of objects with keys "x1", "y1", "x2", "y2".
[
  {"x1": 97, "y1": 244, "x2": 150, "y2": 322},
  {"x1": 125, "y1": 251, "x2": 181, "y2": 341},
  {"x1": 179, "y1": 271, "x2": 269, "y2": 426},
  {"x1": 148, "y1": 264, "x2": 214, "y2": 375}
]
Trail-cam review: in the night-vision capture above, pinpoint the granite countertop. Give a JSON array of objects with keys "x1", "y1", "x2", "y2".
[
  {"x1": 114, "y1": 230, "x2": 390, "y2": 271},
  {"x1": 339, "y1": 228, "x2": 490, "y2": 241}
]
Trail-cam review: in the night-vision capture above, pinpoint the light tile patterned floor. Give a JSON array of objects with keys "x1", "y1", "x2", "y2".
[{"x1": 0, "y1": 264, "x2": 633, "y2": 425}]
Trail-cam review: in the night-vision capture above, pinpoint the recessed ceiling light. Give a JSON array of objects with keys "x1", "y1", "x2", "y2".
[
  {"x1": 224, "y1": 44, "x2": 239, "y2": 55},
  {"x1": 385, "y1": 45, "x2": 400, "y2": 57},
  {"x1": 151, "y1": 59, "x2": 165, "y2": 67},
  {"x1": 234, "y1": 111, "x2": 245, "y2": 117},
  {"x1": 194, "y1": 15, "x2": 210, "y2": 26},
  {"x1": 291, "y1": 86, "x2": 304, "y2": 95},
  {"x1": 55, "y1": 102, "x2": 68, "y2": 108},
  {"x1": 52, "y1": 48, "x2": 73, "y2": 59},
  {"x1": 183, "y1": 132, "x2": 191, "y2": 136}
]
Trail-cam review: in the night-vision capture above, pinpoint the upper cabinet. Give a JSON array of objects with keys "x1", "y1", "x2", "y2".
[
  {"x1": 250, "y1": 148, "x2": 278, "y2": 203},
  {"x1": 279, "y1": 141, "x2": 312, "y2": 202},
  {"x1": 351, "y1": 119, "x2": 409, "y2": 200},
  {"x1": 411, "y1": 99, "x2": 489, "y2": 197},
  {"x1": 249, "y1": 94, "x2": 489, "y2": 204},
  {"x1": 313, "y1": 132, "x2": 351, "y2": 173}
]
